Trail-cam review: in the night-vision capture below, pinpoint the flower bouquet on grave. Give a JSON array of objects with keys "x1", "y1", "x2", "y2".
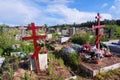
[{"x1": 104, "y1": 48, "x2": 112, "y2": 57}]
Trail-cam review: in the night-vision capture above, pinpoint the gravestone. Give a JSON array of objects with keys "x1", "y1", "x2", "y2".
[
  {"x1": 39, "y1": 54, "x2": 48, "y2": 71},
  {"x1": 57, "y1": 32, "x2": 61, "y2": 35},
  {"x1": 73, "y1": 27, "x2": 76, "y2": 35},
  {"x1": 109, "y1": 28, "x2": 114, "y2": 38},
  {"x1": 28, "y1": 53, "x2": 36, "y2": 70},
  {"x1": 47, "y1": 34, "x2": 52, "y2": 39},
  {"x1": 15, "y1": 34, "x2": 20, "y2": 40},
  {"x1": 0, "y1": 57, "x2": 5, "y2": 68},
  {"x1": 29, "y1": 53, "x2": 48, "y2": 71},
  {"x1": 100, "y1": 28, "x2": 104, "y2": 35},
  {"x1": 62, "y1": 29, "x2": 68, "y2": 35},
  {"x1": 56, "y1": 28, "x2": 60, "y2": 32},
  {"x1": 19, "y1": 25, "x2": 27, "y2": 38},
  {"x1": 69, "y1": 28, "x2": 73, "y2": 36},
  {"x1": 75, "y1": 28, "x2": 79, "y2": 31},
  {"x1": 69, "y1": 27, "x2": 75, "y2": 36},
  {"x1": 44, "y1": 27, "x2": 48, "y2": 32},
  {"x1": 61, "y1": 36, "x2": 70, "y2": 43}
]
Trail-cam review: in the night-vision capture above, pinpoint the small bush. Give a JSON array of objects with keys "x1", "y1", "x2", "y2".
[
  {"x1": 72, "y1": 33, "x2": 95, "y2": 45},
  {"x1": 67, "y1": 52, "x2": 80, "y2": 69},
  {"x1": 48, "y1": 53, "x2": 55, "y2": 60},
  {"x1": 57, "y1": 58, "x2": 64, "y2": 67},
  {"x1": 0, "y1": 48, "x2": 3, "y2": 56}
]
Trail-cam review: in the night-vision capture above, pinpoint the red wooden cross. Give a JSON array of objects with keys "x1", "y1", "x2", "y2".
[
  {"x1": 22, "y1": 22, "x2": 46, "y2": 73},
  {"x1": 92, "y1": 13, "x2": 105, "y2": 49}
]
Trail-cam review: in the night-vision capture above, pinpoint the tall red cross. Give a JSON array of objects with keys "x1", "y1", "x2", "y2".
[
  {"x1": 92, "y1": 13, "x2": 105, "y2": 49},
  {"x1": 22, "y1": 22, "x2": 46, "y2": 73}
]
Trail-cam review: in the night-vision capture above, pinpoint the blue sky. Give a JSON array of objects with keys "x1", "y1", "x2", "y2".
[{"x1": 0, "y1": 0, "x2": 119, "y2": 26}]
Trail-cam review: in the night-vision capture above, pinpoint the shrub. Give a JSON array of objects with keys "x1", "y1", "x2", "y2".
[
  {"x1": 0, "y1": 48, "x2": 3, "y2": 56},
  {"x1": 57, "y1": 58, "x2": 64, "y2": 67},
  {"x1": 67, "y1": 52, "x2": 80, "y2": 69},
  {"x1": 72, "y1": 33, "x2": 95, "y2": 45},
  {"x1": 48, "y1": 53, "x2": 55, "y2": 60}
]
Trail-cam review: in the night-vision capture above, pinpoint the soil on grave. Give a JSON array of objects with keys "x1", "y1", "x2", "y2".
[
  {"x1": 51, "y1": 60, "x2": 72, "y2": 79},
  {"x1": 81, "y1": 55, "x2": 120, "y2": 70},
  {"x1": 3, "y1": 60, "x2": 73, "y2": 80}
]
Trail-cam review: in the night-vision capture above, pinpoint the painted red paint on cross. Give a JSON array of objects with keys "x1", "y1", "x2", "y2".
[
  {"x1": 92, "y1": 13, "x2": 105, "y2": 49},
  {"x1": 22, "y1": 22, "x2": 46, "y2": 73}
]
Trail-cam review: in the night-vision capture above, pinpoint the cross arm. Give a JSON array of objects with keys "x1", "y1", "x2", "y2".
[
  {"x1": 27, "y1": 26, "x2": 40, "y2": 30},
  {"x1": 92, "y1": 25, "x2": 105, "y2": 29},
  {"x1": 22, "y1": 36, "x2": 34, "y2": 40},
  {"x1": 36, "y1": 35, "x2": 46, "y2": 39},
  {"x1": 22, "y1": 35, "x2": 46, "y2": 40}
]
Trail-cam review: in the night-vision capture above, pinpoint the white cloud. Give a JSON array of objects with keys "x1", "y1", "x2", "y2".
[
  {"x1": 0, "y1": 0, "x2": 41, "y2": 25},
  {"x1": 0, "y1": 0, "x2": 112, "y2": 26},
  {"x1": 109, "y1": 0, "x2": 120, "y2": 19},
  {"x1": 102, "y1": 3, "x2": 108, "y2": 8},
  {"x1": 35, "y1": 0, "x2": 73, "y2": 4},
  {"x1": 110, "y1": 5, "x2": 116, "y2": 10},
  {"x1": 46, "y1": 4, "x2": 112, "y2": 24}
]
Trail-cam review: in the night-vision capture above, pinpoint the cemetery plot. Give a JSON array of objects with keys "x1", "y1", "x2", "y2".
[
  {"x1": 48, "y1": 60, "x2": 76, "y2": 80},
  {"x1": 1, "y1": 12, "x2": 120, "y2": 80},
  {"x1": 0, "y1": 54, "x2": 76, "y2": 80},
  {"x1": 80, "y1": 56, "x2": 120, "y2": 77}
]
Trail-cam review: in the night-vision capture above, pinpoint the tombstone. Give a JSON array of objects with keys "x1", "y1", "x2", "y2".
[
  {"x1": 73, "y1": 27, "x2": 76, "y2": 35},
  {"x1": 11, "y1": 52, "x2": 24, "y2": 57},
  {"x1": 19, "y1": 25, "x2": 27, "y2": 38},
  {"x1": 44, "y1": 27, "x2": 48, "y2": 32},
  {"x1": 29, "y1": 53, "x2": 37, "y2": 70},
  {"x1": 0, "y1": 57, "x2": 5, "y2": 68},
  {"x1": 57, "y1": 32, "x2": 61, "y2": 35},
  {"x1": 39, "y1": 54, "x2": 48, "y2": 71},
  {"x1": 57, "y1": 28, "x2": 59, "y2": 32},
  {"x1": 12, "y1": 44, "x2": 20, "y2": 49},
  {"x1": 62, "y1": 29, "x2": 68, "y2": 35},
  {"x1": 29, "y1": 53, "x2": 48, "y2": 71},
  {"x1": 75, "y1": 28, "x2": 79, "y2": 31},
  {"x1": 61, "y1": 36, "x2": 70, "y2": 43},
  {"x1": 15, "y1": 34, "x2": 20, "y2": 40},
  {"x1": 100, "y1": 28, "x2": 104, "y2": 35},
  {"x1": 109, "y1": 28, "x2": 114, "y2": 38},
  {"x1": 69, "y1": 28, "x2": 73, "y2": 36},
  {"x1": 11, "y1": 52, "x2": 18, "y2": 57},
  {"x1": 49, "y1": 28, "x2": 55, "y2": 33},
  {"x1": 47, "y1": 34, "x2": 52, "y2": 39},
  {"x1": 69, "y1": 27, "x2": 75, "y2": 36}
]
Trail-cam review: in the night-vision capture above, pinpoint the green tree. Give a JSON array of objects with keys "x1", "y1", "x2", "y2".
[
  {"x1": 106, "y1": 25, "x2": 120, "y2": 38},
  {"x1": 0, "y1": 25, "x2": 15, "y2": 55}
]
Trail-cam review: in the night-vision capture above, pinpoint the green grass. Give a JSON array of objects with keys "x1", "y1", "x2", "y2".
[
  {"x1": 95, "y1": 68, "x2": 120, "y2": 80},
  {"x1": 57, "y1": 58, "x2": 64, "y2": 67}
]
